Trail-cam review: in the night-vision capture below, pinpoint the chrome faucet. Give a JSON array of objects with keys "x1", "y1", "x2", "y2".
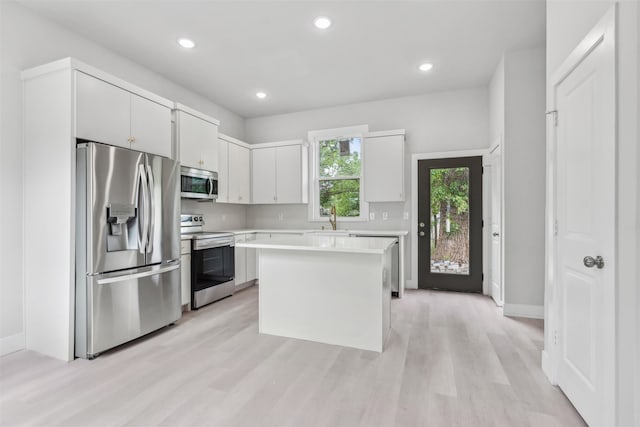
[{"x1": 329, "y1": 205, "x2": 337, "y2": 230}]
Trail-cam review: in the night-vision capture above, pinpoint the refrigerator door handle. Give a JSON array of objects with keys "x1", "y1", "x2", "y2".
[
  {"x1": 146, "y1": 164, "x2": 155, "y2": 253},
  {"x1": 138, "y1": 164, "x2": 149, "y2": 254},
  {"x1": 96, "y1": 263, "x2": 180, "y2": 285}
]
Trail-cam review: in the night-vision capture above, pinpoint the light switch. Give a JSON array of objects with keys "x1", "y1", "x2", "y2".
[
  {"x1": 403, "y1": 211, "x2": 409, "y2": 220},
  {"x1": 369, "y1": 212, "x2": 375, "y2": 220},
  {"x1": 382, "y1": 212, "x2": 388, "y2": 221}
]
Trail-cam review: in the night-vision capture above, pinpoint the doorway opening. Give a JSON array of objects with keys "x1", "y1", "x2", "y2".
[{"x1": 417, "y1": 156, "x2": 483, "y2": 292}]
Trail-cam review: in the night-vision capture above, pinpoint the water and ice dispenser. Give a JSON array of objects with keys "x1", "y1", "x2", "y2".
[{"x1": 106, "y1": 203, "x2": 138, "y2": 252}]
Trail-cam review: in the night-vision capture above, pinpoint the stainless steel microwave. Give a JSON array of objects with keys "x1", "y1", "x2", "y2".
[{"x1": 180, "y1": 166, "x2": 218, "y2": 200}]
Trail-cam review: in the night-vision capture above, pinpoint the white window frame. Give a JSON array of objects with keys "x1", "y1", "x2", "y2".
[{"x1": 308, "y1": 125, "x2": 370, "y2": 222}]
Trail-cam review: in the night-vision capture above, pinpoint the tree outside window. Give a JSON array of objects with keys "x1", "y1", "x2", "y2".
[{"x1": 318, "y1": 137, "x2": 362, "y2": 217}]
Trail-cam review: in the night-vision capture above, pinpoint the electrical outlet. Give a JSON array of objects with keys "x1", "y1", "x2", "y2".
[
  {"x1": 403, "y1": 211, "x2": 409, "y2": 220},
  {"x1": 369, "y1": 212, "x2": 375, "y2": 220},
  {"x1": 382, "y1": 212, "x2": 388, "y2": 221},
  {"x1": 278, "y1": 212, "x2": 284, "y2": 221}
]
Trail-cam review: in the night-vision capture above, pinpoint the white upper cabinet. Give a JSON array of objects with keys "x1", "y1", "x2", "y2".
[
  {"x1": 130, "y1": 93, "x2": 171, "y2": 158},
  {"x1": 364, "y1": 131, "x2": 405, "y2": 202},
  {"x1": 176, "y1": 106, "x2": 219, "y2": 171},
  {"x1": 76, "y1": 72, "x2": 130, "y2": 148},
  {"x1": 251, "y1": 147, "x2": 277, "y2": 204},
  {"x1": 217, "y1": 138, "x2": 229, "y2": 203},
  {"x1": 227, "y1": 140, "x2": 251, "y2": 204},
  {"x1": 276, "y1": 145, "x2": 304, "y2": 204},
  {"x1": 75, "y1": 71, "x2": 172, "y2": 158},
  {"x1": 251, "y1": 143, "x2": 308, "y2": 204}
]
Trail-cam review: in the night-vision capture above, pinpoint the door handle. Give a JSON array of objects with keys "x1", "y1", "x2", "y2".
[
  {"x1": 419, "y1": 222, "x2": 425, "y2": 228},
  {"x1": 583, "y1": 256, "x2": 604, "y2": 269},
  {"x1": 492, "y1": 232, "x2": 500, "y2": 237},
  {"x1": 146, "y1": 164, "x2": 155, "y2": 253},
  {"x1": 138, "y1": 164, "x2": 148, "y2": 254}
]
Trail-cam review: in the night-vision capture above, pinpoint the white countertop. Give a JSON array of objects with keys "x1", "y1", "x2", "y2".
[
  {"x1": 221, "y1": 228, "x2": 409, "y2": 237},
  {"x1": 236, "y1": 234, "x2": 398, "y2": 254}
]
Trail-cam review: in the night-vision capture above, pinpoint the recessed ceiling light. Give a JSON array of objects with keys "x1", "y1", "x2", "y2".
[
  {"x1": 419, "y1": 62, "x2": 434, "y2": 72},
  {"x1": 177, "y1": 38, "x2": 196, "y2": 49},
  {"x1": 256, "y1": 91, "x2": 267, "y2": 99},
  {"x1": 314, "y1": 16, "x2": 332, "y2": 30}
]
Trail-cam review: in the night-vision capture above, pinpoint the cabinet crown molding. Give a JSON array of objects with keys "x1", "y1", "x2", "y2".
[
  {"x1": 21, "y1": 57, "x2": 173, "y2": 108},
  {"x1": 174, "y1": 103, "x2": 220, "y2": 126}
]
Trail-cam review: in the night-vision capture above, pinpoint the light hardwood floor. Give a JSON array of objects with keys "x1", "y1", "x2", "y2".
[{"x1": 0, "y1": 286, "x2": 585, "y2": 427}]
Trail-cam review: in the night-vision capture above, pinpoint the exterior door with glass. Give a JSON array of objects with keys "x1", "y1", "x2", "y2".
[{"x1": 417, "y1": 156, "x2": 483, "y2": 292}]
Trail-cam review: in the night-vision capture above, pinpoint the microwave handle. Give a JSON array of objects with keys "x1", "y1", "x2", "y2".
[{"x1": 208, "y1": 177, "x2": 214, "y2": 198}]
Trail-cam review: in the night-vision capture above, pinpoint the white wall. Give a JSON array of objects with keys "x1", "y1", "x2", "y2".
[
  {"x1": 488, "y1": 57, "x2": 505, "y2": 145},
  {"x1": 546, "y1": 1, "x2": 639, "y2": 425},
  {"x1": 503, "y1": 47, "x2": 547, "y2": 311},
  {"x1": 0, "y1": 2, "x2": 247, "y2": 354},
  {"x1": 245, "y1": 88, "x2": 490, "y2": 286},
  {"x1": 488, "y1": 47, "x2": 547, "y2": 317}
]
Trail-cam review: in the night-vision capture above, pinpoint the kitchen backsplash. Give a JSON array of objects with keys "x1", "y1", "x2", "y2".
[
  {"x1": 180, "y1": 199, "x2": 248, "y2": 231},
  {"x1": 245, "y1": 202, "x2": 410, "y2": 231}
]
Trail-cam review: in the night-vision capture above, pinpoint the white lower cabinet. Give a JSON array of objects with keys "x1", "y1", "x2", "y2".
[
  {"x1": 180, "y1": 240, "x2": 191, "y2": 309},
  {"x1": 235, "y1": 233, "x2": 257, "y2": 289}
]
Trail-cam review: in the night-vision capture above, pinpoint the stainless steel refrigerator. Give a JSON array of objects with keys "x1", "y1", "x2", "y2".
[{"x1": 75, "y1": 142, "x2": 181, "y2": 359}]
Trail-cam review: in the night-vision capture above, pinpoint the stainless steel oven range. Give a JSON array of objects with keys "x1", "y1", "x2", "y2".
[{"x1": 181, "y1": 214, "x2": 235, "y2": 309}]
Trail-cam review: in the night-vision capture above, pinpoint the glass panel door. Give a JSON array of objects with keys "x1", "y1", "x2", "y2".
[
  {"x1": 430, "y1": 167, "x2": 470, "y2": 275},
  {"x1": 417, "y1": 156, "x2": 483, "y2": 292}
]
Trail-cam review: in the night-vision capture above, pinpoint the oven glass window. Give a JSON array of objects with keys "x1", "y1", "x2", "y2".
[{"x1": 192, "y1": 245, "x2": 234, "y2": 291}]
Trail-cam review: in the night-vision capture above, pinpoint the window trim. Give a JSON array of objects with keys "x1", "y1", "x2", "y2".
[{"x1": 308, "y1": 125, "x2": 370, "y2": 222}]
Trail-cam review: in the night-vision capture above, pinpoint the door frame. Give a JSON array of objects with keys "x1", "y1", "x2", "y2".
[
  {"x1": 410, "y1": 149, "x2": 489, "y2": 293},
  {"x1": 543, "y1": 5, "x2": 616, "y2": 425},
  {"x1": 486, "y1": 140, "x2": 504, "y2": 306}
]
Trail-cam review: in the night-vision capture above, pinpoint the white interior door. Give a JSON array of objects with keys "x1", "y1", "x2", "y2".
[
  {"x1": 554, "y1": 9, "x2": 615, "y2": 427},
  {"x1": 489, "y1": 145, "x2": 502, "y2": 306}
]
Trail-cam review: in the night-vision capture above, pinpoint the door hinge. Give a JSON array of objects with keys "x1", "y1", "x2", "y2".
[
  {"x1": 482, "y1": 220, "x2": 484, "y2": 228},
  {"x1": 553, "y1": 220, "x2": 558, "y2": 236},
  {"x1": 546, "y1": 110, "x2": 558, "y2": 126},
  {"x1": 482, "y1": 273, "x2": 484, "y2": 281},
  {"x1": 553, "y1": 330, "x2": 559, "y2": 345}
]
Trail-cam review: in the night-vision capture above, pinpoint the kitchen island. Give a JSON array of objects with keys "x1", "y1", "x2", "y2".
[{"x1": 236, "y1": 235, "x2": 396, "y2": 352}]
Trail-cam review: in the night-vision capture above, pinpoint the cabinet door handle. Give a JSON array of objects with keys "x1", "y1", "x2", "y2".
[{"x1": 127, "y1": 136, "x2": 135, "y2": 143}]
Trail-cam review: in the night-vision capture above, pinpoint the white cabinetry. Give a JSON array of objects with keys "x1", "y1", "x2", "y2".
[
  {"x1": 228, "y1": 139, "x2": 251, "y2": 204},
  {"x1": 21, "y1": 58, "x2": 175, "y2": 361},
  {"x1": 363, "y1": 130, "x2": 405, "y2": 202},
  {"x1": 234, "y1": 233, "x2": 257, "y2": 290},
  {"x1": 251, "y1": 143, "x2": 308, "y2": 204},
  {"x1": 218, "y1": 134, "x2": 251, "y2": 204},
  {"x1": 175, "y1": 104, "x2": 219, "y2": 171},
  {"x1": 75, "y1": 71, "x2": 172, "y2": 158},
  {"x1": 180, "y1": 240, "x2": 191, "y2": 309}
]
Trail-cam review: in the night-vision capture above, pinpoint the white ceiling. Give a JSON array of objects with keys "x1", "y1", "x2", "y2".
[{"x1": 19, "y1": 0, "x2": 546, "y2": 118}]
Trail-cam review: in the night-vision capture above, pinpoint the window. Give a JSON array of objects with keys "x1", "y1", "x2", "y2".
[{"x1": 308, "y1": 125, "x2": 369, "y2": 221}]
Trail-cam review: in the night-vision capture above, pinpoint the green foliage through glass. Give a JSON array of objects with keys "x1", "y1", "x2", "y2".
[{"x1": 318, "y1": 138, "x2": 362, "y2": 217}]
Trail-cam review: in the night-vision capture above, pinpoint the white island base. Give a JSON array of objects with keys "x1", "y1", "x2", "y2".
[{"x1": 242, "y1": 236, "x2": 394, "y2": 353}]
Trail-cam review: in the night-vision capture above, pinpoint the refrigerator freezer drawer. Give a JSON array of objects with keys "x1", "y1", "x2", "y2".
[{"x1": 75, "y1": 262, "x2": 181, "y2": 359}]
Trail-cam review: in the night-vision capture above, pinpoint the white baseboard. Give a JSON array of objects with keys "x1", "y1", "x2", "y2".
[
  {"x1": 503, "y1": 303, "x2": 544, "y2": 319},
  {"x1": 0, "y1": 332, "x2": 25, "y2": 356},
  {"x1": 541, "y1": 350, "x2": 554, "y2": 383},
  {"x1": 405, "y1": 279, "x2": 418, "y2": 289}
]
